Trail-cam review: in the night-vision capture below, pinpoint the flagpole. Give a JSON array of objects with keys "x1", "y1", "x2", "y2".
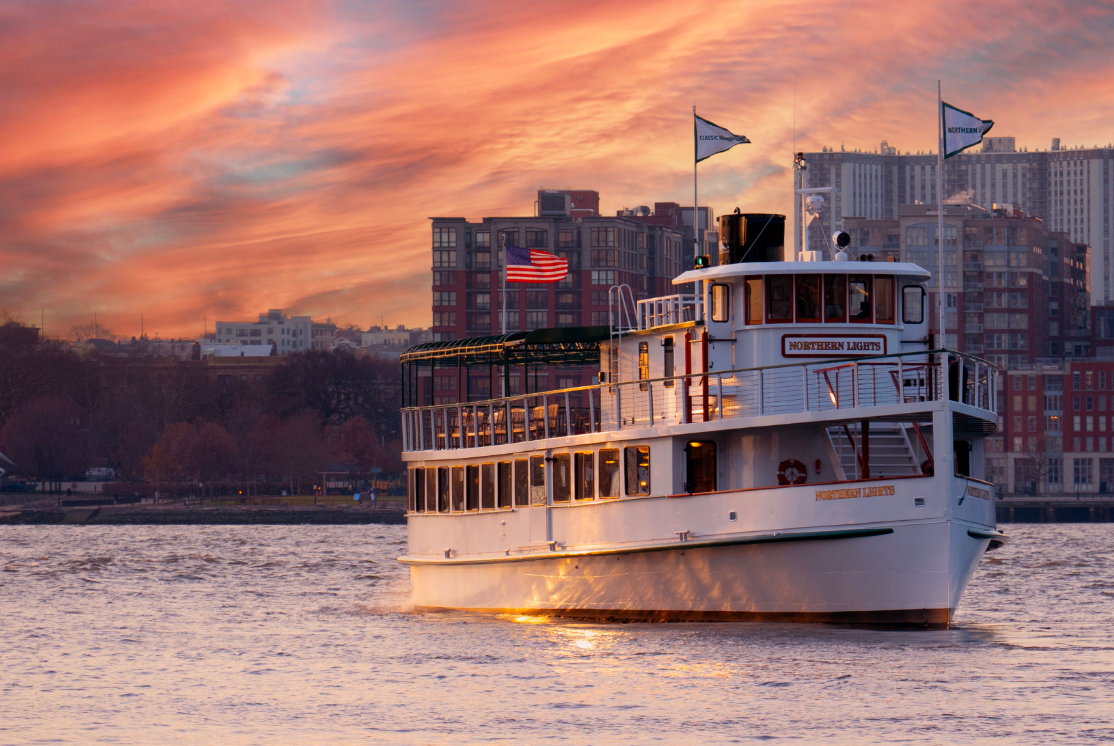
[
  {"x1": 501, "y1": 234, "x2": 507, "y2": 335},
  {"x1": 693, "y1": 105, "x2": 699, "y2": 266},
  {"x1": 936, "y1": 80, "x2": 946, "y2": 351},
  {"x1": 693, "y1": 105, "x2": 702, "y2": 321}
]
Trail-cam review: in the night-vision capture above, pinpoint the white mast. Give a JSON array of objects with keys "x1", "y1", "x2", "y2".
[{"x1": 936, "y1": 81, "x2": 946, "y2": 348}]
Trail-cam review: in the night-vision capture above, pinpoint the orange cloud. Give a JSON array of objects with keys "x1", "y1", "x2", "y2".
[{"x1": 2, "y1": 0, "x2": 1113, "y2": 338}]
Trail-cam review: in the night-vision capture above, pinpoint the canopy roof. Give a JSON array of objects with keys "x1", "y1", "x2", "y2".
[{"x1": 401, "y1": 326, "x2": 610, "y2": 367}]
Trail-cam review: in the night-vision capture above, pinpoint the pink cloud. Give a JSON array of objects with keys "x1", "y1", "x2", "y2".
[{"x1": 1, "y1": 0, "x2": 1112, "y2": 338}]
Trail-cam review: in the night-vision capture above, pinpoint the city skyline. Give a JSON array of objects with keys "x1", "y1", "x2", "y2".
[{"x1": 2, "y1": 0, "x2": 1114, "y2": 338}]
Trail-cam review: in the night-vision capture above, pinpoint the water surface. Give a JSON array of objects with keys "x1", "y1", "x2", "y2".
[{"x1": 1, "y1": 524, "x2": 1111, "y2": 744}]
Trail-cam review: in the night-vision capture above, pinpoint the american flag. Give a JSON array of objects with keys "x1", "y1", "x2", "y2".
[{"x1": 505, "y1": 246, "x2": 568, "y2": 283}]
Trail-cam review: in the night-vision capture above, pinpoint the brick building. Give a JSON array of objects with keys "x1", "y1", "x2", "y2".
[
  {"x1": 428, "y1": 189, "x2": 693, "y2": 399},
  {"x1": 998, "y1": 361, "x2": 1114, "y2": 495},
  {"x1": 844, "y1": 203, "x2": 1090, "y2": 367},
  {"x1": 801, "y1": 138, "x2": 1114, "y2": 303},
  {"x1": 430, "y1": 189, "x2": 687, "y2": 342}
]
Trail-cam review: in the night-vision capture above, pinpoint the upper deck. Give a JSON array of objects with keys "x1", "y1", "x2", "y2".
[{"x1": 401, "y1": 257, "x2": 997, "y2": 456}]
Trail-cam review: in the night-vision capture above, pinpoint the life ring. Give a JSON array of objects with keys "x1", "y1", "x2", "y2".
[{"x1": 777, "y1": 459, "x2": 807, "y2": 485}]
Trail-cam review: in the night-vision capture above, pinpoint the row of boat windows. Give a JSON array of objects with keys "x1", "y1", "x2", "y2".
[
  {"x1": 706, "y1": 275, "x2": 924, "y2": 326},
  {"x1": 407, "y1": 446, "x2": 651, "y2": 513}
]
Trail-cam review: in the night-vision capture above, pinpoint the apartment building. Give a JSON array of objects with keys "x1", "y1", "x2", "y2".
[
  {"x1": 802, "y1": 138, "x2": 1114, "y2": 302},
  {"x1": 844, "y1": 203, "x2": 1090, "y2": 367},
  {"x1": 430, "y1": 189, "x2": 686, "y2": 343}
]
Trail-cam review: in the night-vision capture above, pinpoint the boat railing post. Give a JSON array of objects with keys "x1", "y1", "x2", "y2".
[
  {"x1": 717, "y1": 374, "x2": 723, "y2": 420},
  {"x1": 615, "y1": 382, "x2": 623, "y2": 430},
  {"x1": 523, "y1": 396, "x2": 531, "y2": 443},
  {"x1": 419, "y1": 410, "x2": 426, "y2": 451},
  {"x1": 852, "y1": 362, "x2": 859, "y2": 408},
  {"x1": 543, "y1": 394, "x2": 550, "y2": 439},
  {"x1": 898, "y1": 355, "x2": 904, "y2": 404},
  {"x1": 647, "y1": 379, "x2": 654, "y2": 424},
  {"x1": 758, "y1": 368, "x2": 765, "y2": 416},
  {"x1": 587, "y1": 387, "x2": 596, "y2": 433},
  {"x1": 488, "y1": 402, "x2": 494, "y2": 446},
  {"x1": 564, "y1": 391, "x2": 572, "y2": 435},
  {"x1": 801, "y1": 365, "x2": 808, "y2": 412}
]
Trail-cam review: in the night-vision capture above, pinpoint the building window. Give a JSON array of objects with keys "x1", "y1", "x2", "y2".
[
  {"x1": 433, "y1": 271, "x2": 456, "y2": 286},
  {"x1": 433, "y1": 250, "x2": 456, "y2": 268},
  {"x1": 498, "y1": 229, "x2": 518, "y2": 247},
  {"x1": 525, "y1": 228, "x2": 548, "y2": 248},
  {"x1": 432, "y1": 291, "x2": 456, "y2": 306},
  {"x1": 558, "y1": 229, "x2": 574, "y2": 248},
  {"x1": 1074, "y1": 458, "x2": 1094, "y2": 486},
  {"x1": 432, "y1": 227, "x2": 457, "y2": 247},
  {"x1": 475, "y1": 231, "x2": 491, "y2": 248},
  {"x1": 1047, "y1": 457, "x2": 1061, "y2": 486},
  {"x1": 591, "y1": 270, "x2": 617, "y2": 286},
  {"x1": 591, "y1": 227, "x2": 617, "y2": 247},
  {"x1": 474, "y1": 251, "x2": 491, "y2": 270},
  {"x1": 433, "y1": 312, "x2": 456, "y2": 327},
  {"x1": 525, "y1": 311, "x2": 548, "y2": 329}
]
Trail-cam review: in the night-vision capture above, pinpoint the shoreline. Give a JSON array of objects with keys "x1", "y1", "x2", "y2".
[{"x1": 0, "y1": 505, "x2": 406, "y2": 525}]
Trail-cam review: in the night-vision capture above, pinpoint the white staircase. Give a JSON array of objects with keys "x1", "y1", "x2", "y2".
[{"x1": 826, "y1": 422, "x2": 923, "y2": 479}]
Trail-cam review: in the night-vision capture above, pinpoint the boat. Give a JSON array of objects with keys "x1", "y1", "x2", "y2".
[{"x1": 397, "y1": 206, "x2": 1004, "y2": 628}]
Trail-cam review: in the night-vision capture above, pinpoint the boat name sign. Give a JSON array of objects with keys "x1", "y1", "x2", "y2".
[
  {"x1": 782, "y1": 334, "x2": 887, "y2": 357},
  {"x1": 815, "y1": 484, "x2": 896, "y2": 501}
]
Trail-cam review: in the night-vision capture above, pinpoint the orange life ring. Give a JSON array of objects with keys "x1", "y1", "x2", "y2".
[{"x1": 777, "y1": 459, "x2": 807, "y2": 485}]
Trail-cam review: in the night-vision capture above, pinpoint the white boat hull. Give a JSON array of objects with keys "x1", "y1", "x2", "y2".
[{"x1": 406, "y1": 493, "x2": 996, "y2": 628}]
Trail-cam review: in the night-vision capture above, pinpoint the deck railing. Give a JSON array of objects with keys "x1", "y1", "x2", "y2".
[{"x1": 400, "y1": 349, "x2": 997, "y2": 453}]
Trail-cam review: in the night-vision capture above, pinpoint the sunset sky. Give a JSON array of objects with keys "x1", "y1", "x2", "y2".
[{"x1": 2, "y1": 0, "x2": 1113, "y2": 339}]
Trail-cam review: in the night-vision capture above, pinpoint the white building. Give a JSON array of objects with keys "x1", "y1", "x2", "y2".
[
  {"x1": 803, "y1": 139, "x2": 1114, "y2": 303},
  {"x1": 213, "y1": 309, "x2": 312, "y2": 355}
]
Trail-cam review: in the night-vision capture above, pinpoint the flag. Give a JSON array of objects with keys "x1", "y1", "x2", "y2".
[
  {"x1": 695, "y1": 114, "x2": 750, "y2": 162},
  {"x1": 943, "y1": 102, "x2": 994, "y2": 158},
  {"x1": 505, "y1": 246, "x2": 568, "y2": 283}
]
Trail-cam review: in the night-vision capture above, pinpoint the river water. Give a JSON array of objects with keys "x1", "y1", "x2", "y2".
[{"x1": 0, "y1": 524, "x2": 1111, "y2": 745}]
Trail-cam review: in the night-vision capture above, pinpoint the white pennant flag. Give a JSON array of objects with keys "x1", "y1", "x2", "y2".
[
  {"x1": 695, "y1": 114, "x2": 750, "y2": 163},
  {"x1": 943, "y1": 102, "x2": 994, "y2": 158}
]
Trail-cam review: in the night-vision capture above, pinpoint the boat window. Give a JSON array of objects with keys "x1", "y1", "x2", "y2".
[
  {"x1": 514, "y1": 459, "x2": 529, "y2": 507},
  {"x1": 575, "y1": 452, "x2": 595, "y2": 500},
  {"x1": 745, "y1": 277, "x2": 763, "y2": 325},
  {"x1": 413, "y1": 468, "x2": 425, "y2": 512},
  {"x1": 599, "y1": 448, "x2": 620, "y2": 498},
  {"x1": 795, "y1": 275, "x2": 821, "y2": 323},
  {"x1": 498, "y1": 461, "x2": 513, "y2": 509},
  {"x1": 638, "y1": 341, "x2": 649, "y2": 392},
  {"x1": 432, "y1": 468, "x2": 443, "y2": 512},
  {"x1": 849, "y1": 275, "x2": 872, "y2": 322},
  {"x1": 824, "y1": 275, "x2": 847, "y2": 322},
  {"x1": 529, "y1": 455, "x2": 546, "y2": 506},
  {"x1": 450, "y1": 466, "x2": 464, "y2": 512},
  {"x1": 903, "y1": 285, "x2": 925, "y2": 324},
  {"x1": 553, "y1": 453, "x2": 571, "y2": 502},
  {"x1": 710, "y1": 284, "x2": 730, "y2": 322},
  {"x1": 481, "y1": 463, "x2": 496, "y2": 510},
  {"x1": 875, "y1": 276, "x2": 895, "y2": 324},
  {"x1": 624, "y1": 446, "x2": 651, "y2": 495},
  {"x1": 465, "y1": 464, "x2": 480, "y2": 511},
  {"x1": 766, "y1": 275, "x2": 792, "y2": 322},
  {"x1": 663, "y1": 337, "x2": 675, "y2": 388},
  {"x1": 685, "y1": 441, "x2": 717, "y2": 493}
]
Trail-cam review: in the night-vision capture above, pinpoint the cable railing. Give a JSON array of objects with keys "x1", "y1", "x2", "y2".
[{"x1": 400, "y1": 349, "x2": 997, "y2": 453}]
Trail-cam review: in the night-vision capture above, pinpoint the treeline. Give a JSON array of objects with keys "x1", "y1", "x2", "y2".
[{"x1": 0, "y1": 321, "x2": 401, "y2": 494}]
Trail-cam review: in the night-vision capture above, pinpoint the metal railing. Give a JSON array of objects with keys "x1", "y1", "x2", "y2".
[
  {"x1": 400, "y1": 350, "x2": 998, "y2": 453},
  {"x1": 636, "y1": 294, "x2": 698, "y2": 330}
]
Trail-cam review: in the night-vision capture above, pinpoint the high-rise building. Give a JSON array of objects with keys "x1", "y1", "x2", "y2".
[{"x1": 802, "y1": 139, "x2": 1114, "y2": 302}]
